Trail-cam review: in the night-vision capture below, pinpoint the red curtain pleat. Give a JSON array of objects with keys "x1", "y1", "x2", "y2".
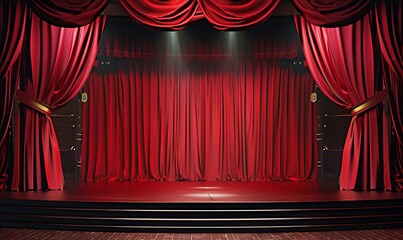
[
  {"x1": 0, "y1": 0, "x2": 26, "y2": 78},
  {"x1": 375, "y1": 0, "x2": 403, "y2": 189},
  {"x1": 117, "y1": 0, "x2": 199, "y2": 30},
  {"x1": 292, "y1": 0, "x2": 375, "y2": 27},
  {"x1": 383, "y1": 66, "x2": 403, "y2": 190},
  {"x1": 395, "y1": 138, "x2": 403, "y2": 190},
  {"x1": 82, "y1": 59, "x2": 318, "y2": 182},
  {"x1": 0, "y1": 66, "x2": 22, "y2": 191},
  {"x1": 295, "y1": 14, "x2": 391, "y2": 191},
  {"x1": 375, "y1": 0, "x2": 402, "y2": 80},
  {"x1": 26, "y1": 0, "x2": 109, "y2": 27},
  {"x1": 117, "y1": 0, "x2": 281, "y2": 30},
  {"x1": 0, "y1": 0, "x2": 27, "y2": 191},
  {"x1": 198, "y1": 0, "x2": 281, "y2": 30},
  {"x1": 12, "y1": 13, "x2": 106, "y2": 191}
]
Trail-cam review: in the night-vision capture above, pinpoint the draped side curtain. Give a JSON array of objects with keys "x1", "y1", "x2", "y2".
[
  {"x1": 291, "y1": 0, "x2": 375, "y2": 27},
  {"x1": 0, "y1": 66, "x2": 21, "y2": 191},
  {"x1": 0, "y1": 0, "x2": 27, "y2": 191},
  {"x1": 293, "y1": 0, "x2": 402, "y2": 190},
  {"x1": 82, "y1": 59, "x2": 317, "y2": 181},
  {"x1": 375, "y1": 0, "x2": 402, "y2": 80},
  {"x1": 376, "y1": 1, "x2": 403, "y2": 187},
  {"x1": 295, "y1": 14, "x2": 391, "y2": 190},
  {"x1": 383, "y1": 66, "x2": 403, "y2": 190},
  {"x1": 12, "y1": 13, "x2": 106, "y2": 191}
]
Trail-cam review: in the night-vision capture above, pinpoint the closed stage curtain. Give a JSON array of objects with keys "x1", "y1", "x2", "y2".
[
  {"x1": 12, "y1": 13, "x2": 106, "y2": 191},
  {"x1": 117, "y1": 0, "x2": 281, "y2": 30},
  {"x1": 26, "y1": 0, "x2": 108, "y2": 27},
  {"x1": 292, "y1": 0, "x2": 375, "y2": 27},
  {"x1": 82, "y1": 59, "x2": 318, "y2": 182},
  {"x1": 295, "y1": 14, "x2": 391, "y2": 190},
  {"x1": 0, "y1": 0, "x2": 27, "y2": 191}
]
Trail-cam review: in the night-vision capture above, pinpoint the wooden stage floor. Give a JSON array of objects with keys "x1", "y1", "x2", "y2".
[{"x1": 1, "y1": 181, "x2": 403, "y2": 203}]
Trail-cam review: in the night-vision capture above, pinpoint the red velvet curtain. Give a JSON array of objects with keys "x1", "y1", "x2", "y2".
[
  {"x1": 396, "y1": 136, "x2": 403, "y2": 190},
  {"x1": 0, "y1": 66, "x2": 22, "y2": 191},
  {"x1": 0, "y1": 0, "x2": 27, "y2": 191},
  {"x1": 383, "y1": 66, "x2": 403, "y2": 190},
  {"x1": 295, "y1": 14, "x2": 391, "y2": 190},
  {"x1": 12, "y1": 13, "x2": 106, "y2": 191},
  {"x1": 0, "y1": 0, "x2": 26, "y2": 77},
  {"x1": 82, "y1": 59, "x2": 317, "y2": 182},
  {"x1": 117, "y1": 0, "x2": 281, "y2": 30},
  {"x1": 117, "y1": 0, "x2": 199, "y2": 30},
  {"x1": 26, "y1": 0, "x2": 108, "y2": 27},
  {"x1": 377, "y1": 0, "x2": 403, "y2": 190},
  {"x1": 292, "y1": 0, "x2": 375, "y2": 27},
  {"x1": 198, "y1": 0, "x2": 281, "y2": 30},
  {"x1": 375, "y1": 0, "x2": 402, "y2": 80}
]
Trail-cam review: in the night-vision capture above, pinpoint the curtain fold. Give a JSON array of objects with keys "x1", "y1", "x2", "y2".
[
  {"x1": 0, "y1": 0, "x2": 27, "y2": 191},
  {"x1": 82, "y1": 59, "x2": 318, "y2": 182},
  {"x1": 375, "y1": 0, "x2": 402, "y2": 80},
  {"x1": 395, "y1": 137, "x2": 403, "y2": 190},
  {"x1": 378, "y1": 0, "x2": 403, "y2": 188},
  {"x1": 12, "y1": 13, "x2": 106, "y2": 191},
  {"x1": 292, "y1": 0, "x2": 375, "y2": 27},
  {"x1": 0, "y1": 65, "x2": 22, "y2": 191},
  {"x1": 295, "y1": 14, "x2": 391, "y2": 190},
  {"x1": 198, "y1": 0, "x2": 281, "y2": 30},
  {"x1": 0, "y1": 0, "x2": 26, "y2": 78},
  {"x1": 117, "y1": 0, "x2": 281, "y2": 30},
  {"x1": 117, "y1": 0, "x2": 199, "y2": 30},
  {"x1": 26, "y1": 0, "x2": 108, "y2": 27},
  {"x1": 383, "y1": 65, "x2": 403, "y2": 190}
]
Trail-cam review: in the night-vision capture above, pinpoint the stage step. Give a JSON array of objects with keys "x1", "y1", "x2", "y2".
[{"x1": 0, "y1": 199, "x2": 402, "y2": 232}]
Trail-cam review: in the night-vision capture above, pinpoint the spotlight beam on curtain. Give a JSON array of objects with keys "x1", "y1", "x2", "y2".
[
  {"x1": 12, "y1": 13, "x2": 106, "y2": 191},
  {"x1": 295, "y1": 14, "x2": 391, "y2": 191},
  {"x1": 0, "y1": 0, "x2": 27, "y2": 191}
]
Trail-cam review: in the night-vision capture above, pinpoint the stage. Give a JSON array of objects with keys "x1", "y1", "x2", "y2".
[
  {"x1": 0, "y1": 181, "x2": 402, "y2": 232},
  {"x1": 1, "y1": 181, "x2": 403, "y2": 203}
]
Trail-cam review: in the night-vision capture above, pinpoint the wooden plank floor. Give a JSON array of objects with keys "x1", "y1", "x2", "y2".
[{"x1": 1, "y1": 228, "x2": 403, "y2": 240}]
